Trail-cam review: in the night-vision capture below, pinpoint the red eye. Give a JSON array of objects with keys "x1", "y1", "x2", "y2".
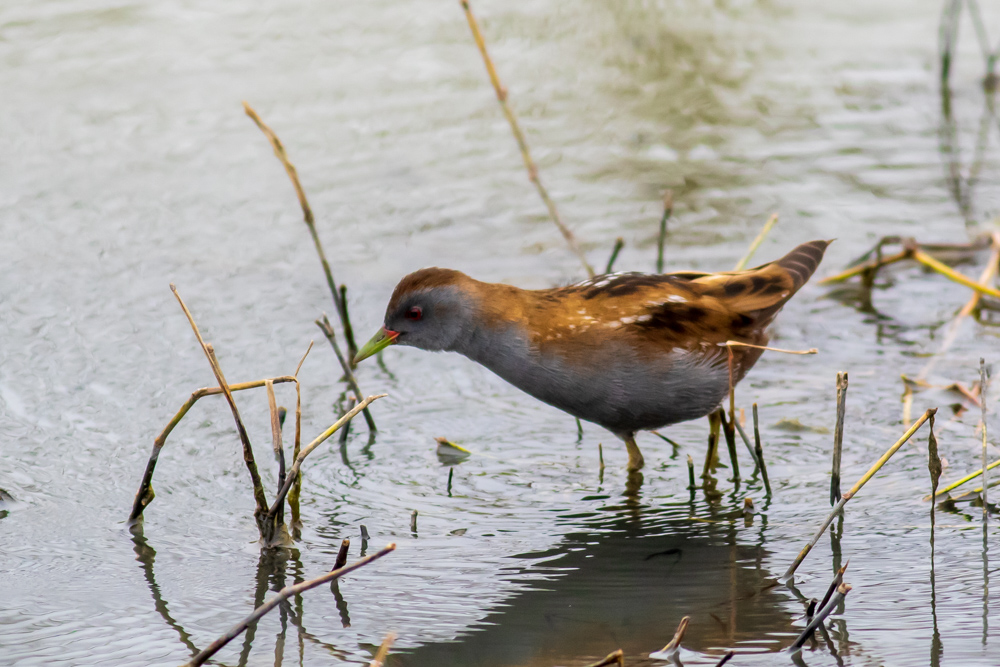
[{"x1": 405, "y1": 306, "x2": 422, "y2": 321}]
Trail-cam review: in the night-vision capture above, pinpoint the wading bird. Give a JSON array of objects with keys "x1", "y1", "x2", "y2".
[{"x1": 355, "y1": 240, "x2": 829, "y2": 470}]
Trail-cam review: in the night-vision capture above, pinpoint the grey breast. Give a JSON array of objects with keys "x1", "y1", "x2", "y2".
[{"x1": 455, "y1": 323, "x2": 729, "y2": 434}]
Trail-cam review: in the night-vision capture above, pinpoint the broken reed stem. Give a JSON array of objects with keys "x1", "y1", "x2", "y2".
[
  {"x1": 687, "y1": 454, "x2": 696, "y2": 490},
  {"x1": 605, "y1": 237, "x2": 624, "y2": 274},
  {"x1": 753, "y1": 404, "x2": 772, "y2": 497},
  {"x1": 734, "y1": 213, "x2": 778, "y2": 271},
  {"x1": 660, "y1": 615, "x2": 689, "y2": 654},
  {"x1": 334, "y1": 539, "x2": 350, "y2": 571},
  {"x1": 714, "y1": 651, "x2": 735, "y2": 667},
  {"x1": 128, "y1": 375, "x2": 299, "y2": 523},
  {"x1": 656, "y1": 191, "x2": 673, "y2": 274},
  {"x1": 266, "y1": 394, "x2": 387, "y2": 523},
  {"x1": 369, "y1": 632, "x2": 396, "y2": 667},
  {"x1": 817, "y1": 561, "x2": 849, "y2": 613},
  {"x1": 926, "y1": 458, "x2": 1000, "y2": 500},
  {"x1": 317, "y1": 315, "x2": 377, "y2": 431},
  {"x1": 183, "y1": 544, "x2": 396, "y2": 667},
  {"x1": 583, "y1": 649, "x2": 624, "y2": 667},
  {"x1": 242, "y1": 102, "x2": 359, "y2": 360},
  {"x1": 981, "y1": 358, "x2": 989, "y2": 519},
  {"x1": 791, "y1": 583, "x2": 852, "y2": 651},
  {"x1": 266, "y1": 380, "x2": 286, "y2": 526},
  {"x1": 458, "y1": 0, "x2": 594, "y2": 277},
  {"x1": 782, "y1": 409, "x2": 936, "y2": 581},
  {"x1": 170, "y1": 285, "x2": 270, "y2": 529},
  {"x1": 831, "y1": 372, "x2": 848, "y2": 506}
]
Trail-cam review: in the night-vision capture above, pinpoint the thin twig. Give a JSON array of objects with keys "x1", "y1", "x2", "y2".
[
  {"x1": 182, "y1": 545, "x2": 396, "y2": 667},
  {"x1": 782, "y1": 409, "x2": 936, "y2": 580},
  {"x1": 243, "y1": 102, "x2": 359, "y2": 359},
  {"x1": 912, "y1": 249, "x2": 1000, "y2": 299},
  {"x1": 656, "y1": 191, "x2": 673, "y2": 273},
  {"x1": 734, "y1": 213, "x2": 778, "y2": 271},
  {"x1": 317, "y1": 315, "x2": 377, "y2": 431},
  {"x1": 724, "y1": 347, "x2": 741, "y2": 481},
  {"x1": 753, "y1": 404, "x2": 772, "y2": 497},
  {"x1": 725, "y1": 340, "x2": 818, "y2": 355},
  {"x1": 170, "y1": 285, "x2": 270, "y2": 531},
  {"x1": 458, "y1": 0, "x2": 594, "y2": 277},
  {"x1": 832, "y1": 372, "x2": 848, "y2": 505},
  {"x1": 714, "y1": 651, "x2": 735, "y2": 667}
]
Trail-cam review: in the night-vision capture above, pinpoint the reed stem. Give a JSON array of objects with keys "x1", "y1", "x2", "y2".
[
  {"x1": 182, "y1": 545, "x2": 395, "y2": 667},
  {"x1": 317, "y1": 315, "x2": 377, "y2": 431},
  {"x1": 753, "y1": 404, "x2": 772, "y2": 497},
  {"x1": 656, "y1": 191, "x2": 673, "y2": 273},
  {"x1": 782, "y1": 409, "x2": 935, "y2": 580},
  {"x1": 458, "y1": 0, "x2": 594, "y2": 277},
  {"x1": 734, "y1": 213, "x2": 778, "y2": 271},
  {"x1": 831, "y1": 372, "x2": 848, "y2": 505}
]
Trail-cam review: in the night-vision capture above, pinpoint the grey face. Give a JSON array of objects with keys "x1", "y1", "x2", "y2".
[{"x1": 384, "y1": 286, "x2": 474, "y2": 352}]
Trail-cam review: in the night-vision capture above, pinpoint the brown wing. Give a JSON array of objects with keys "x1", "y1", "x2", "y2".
[{"x1": 526, "y1": 240, "x2": 829, "y2": 378}]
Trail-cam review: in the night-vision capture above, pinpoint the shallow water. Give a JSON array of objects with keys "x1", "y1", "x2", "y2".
[{"x1": 2, "y1": 0, "x2": 1000, "y2": 665}]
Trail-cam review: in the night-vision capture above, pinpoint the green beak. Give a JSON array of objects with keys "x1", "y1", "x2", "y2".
[{"x1": 354, "y1": 326, "x2": 399, "y2": 364}]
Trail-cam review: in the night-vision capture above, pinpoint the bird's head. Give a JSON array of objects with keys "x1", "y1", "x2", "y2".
[{"x1": 354, "y1": 268, "x2": 478, "y2": 363}]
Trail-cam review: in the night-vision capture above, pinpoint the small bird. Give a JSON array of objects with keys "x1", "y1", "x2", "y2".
[{"x1": 355, "y1": 240, "x2": 830, "y2": 470}]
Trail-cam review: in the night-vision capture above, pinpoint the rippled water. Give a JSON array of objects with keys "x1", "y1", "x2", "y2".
[{"x1": 3, "y1": 0, "x2": 1000, "y2": 665}]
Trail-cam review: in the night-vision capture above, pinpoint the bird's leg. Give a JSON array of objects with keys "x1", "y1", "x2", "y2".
[{"x1": 624, "y1": 432, "x2": 645, "y2": 471}]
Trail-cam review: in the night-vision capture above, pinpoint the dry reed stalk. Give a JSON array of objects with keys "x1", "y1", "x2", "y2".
[
  {"x1": 242, "y1": 102, "x2": 359, "y2": 360},
  {"x1": 289, "y1": 342, "x2": 311, "y2": 530},
  {"x1": 339, "y1": 396, "x2": 357, "y2": 445},
  {"x1": 605, "y1": 237, "x2": 624, "y2": 274},
  {"x1": 981, "y1": 358, "x2": 989, "y2": 519},
  {"x1": 659, "y1": 615, "x2": 689, "y2": 655},
  {"x1": 724, "y1": 347, "x2": 741, "y2": 481},
  {"x1": 782, "y1": 409, "x2": 936, "y2": 581},
  {"x1": 912, "y1": 249, "x2": 1000, "y2": 299},
  {"x1": 753, "y1": 404, "x2": 772, "y2": 497},
  {"x1": 171, "y1": 285, "x2": 271, "y2": 536},
  {"x1": 831, "y1": 372, "x2": 848, "y2": 505},
  {"x1": 819, "y1": 249, "x2": 910, "y2": 284},
  {"x1": 182, "y1": 544, "x2": 396, "y2": 667},
  {"x1": 266, "y1": 394, "x2": 386, "y2": 524},
  {"x1": 369, "y1": 632, "x2": 396, "y2": 667},
  {"x1": 687, "y1": 454, "x2": 696, "y2": 491},
  {"x1": 583, "y1": 649, "x2": 624, "y2": 667},
  {"x1": 128, "y1": 375, "x2": 299, "y2": 524},
  {"x1": 458, "y1": 0, "x2": 594, "y2": 277},
  {"x1": 925, "y1": 458, "x2": 1000, "y2": 500},
  {"x1": 656, "y1": 191, "x2": 673, "y2": 273},
  {"x1": 733, "y1": 213, "x2": 778, "y2": 271},
  {"x1": 791, "y1": 583, "x2": 852, "y2": 651},
  {"x1": 317, "y1": 314, "x2": 377, "y2": 431}
]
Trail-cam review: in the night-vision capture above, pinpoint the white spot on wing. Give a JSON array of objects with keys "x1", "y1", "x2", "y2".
[{"x1": 667, "y1": 294, "x2": 687, "y2": 303}]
